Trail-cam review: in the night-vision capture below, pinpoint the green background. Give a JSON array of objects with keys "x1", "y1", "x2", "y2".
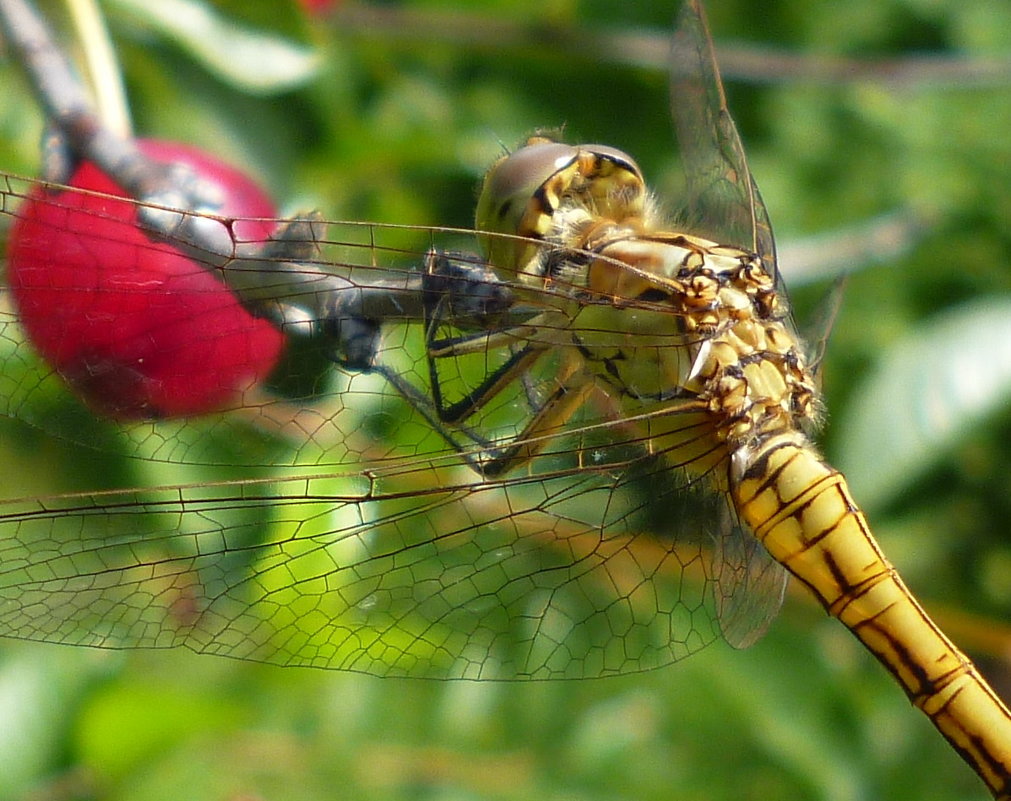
[{"x1": 1, "y1": 0, "x2": 1011, "y2": 799}]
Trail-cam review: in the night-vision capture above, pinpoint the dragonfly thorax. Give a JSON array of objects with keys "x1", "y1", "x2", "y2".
[
  {"x1": 582, "y1": 231, "x2": 819, "y2": 451},
  {"x1": 691, "y1": 314, "x2": 818, "y2": 449},
  {"x1": 477, "y1": 137, "x2": 819, "y2": 454}
]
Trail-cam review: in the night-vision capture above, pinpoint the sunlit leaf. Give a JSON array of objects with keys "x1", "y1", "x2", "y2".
[
  {"x1": 837, "y1": 297, "x2": 1011, "y2": 509},
  {"x1": 108, "y1": 0, "x2": 320, "y2": 93}
]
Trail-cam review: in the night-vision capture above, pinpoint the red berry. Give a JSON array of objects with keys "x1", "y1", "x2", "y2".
[{"x1": 8, "y1": 139, "x2": 286, "y2": 419}]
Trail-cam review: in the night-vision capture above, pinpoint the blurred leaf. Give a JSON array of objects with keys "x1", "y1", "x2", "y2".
[
  {"x1": 776, "y1": 208, "x2": 930, "y2": 287},
  {"x1": 838, "y1": 297, "x2": 1011, "y2": 509},
  {"x1": 76, "y1": 681, "x2": 247, "y2": 778},
  {"x1": 0, "y1": 646, "x2": 116, "y2": 799},
  {"x1": 107, "y1": 0, "x2": 321, "y2": 93}
]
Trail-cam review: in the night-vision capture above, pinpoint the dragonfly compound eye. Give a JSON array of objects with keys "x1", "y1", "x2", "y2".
[
  {"x1": 476, "y1": 138, "x2": 647, "y2": 281},
  {"x1": 475, "y1": 140, "x2": 579, "y2": 275}
]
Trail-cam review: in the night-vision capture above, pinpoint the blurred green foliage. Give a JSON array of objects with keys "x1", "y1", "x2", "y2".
[{"x1": 1, "y1": 0, "x2": 1010, "y2": 799}]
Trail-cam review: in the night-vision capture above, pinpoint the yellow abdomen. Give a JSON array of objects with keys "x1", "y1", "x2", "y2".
[{"x1": 732, "y1": 433, "x2": 1011, "y2": 799}]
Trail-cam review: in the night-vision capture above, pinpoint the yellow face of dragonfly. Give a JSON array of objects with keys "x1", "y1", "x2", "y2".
[{"x1": 475, "y1": 136, "x2": 648, "y2": 280}]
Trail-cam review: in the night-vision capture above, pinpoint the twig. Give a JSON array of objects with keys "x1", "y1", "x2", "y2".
[{"x1": 333, "y1": 4, "x2": 1011, "y2": 89}]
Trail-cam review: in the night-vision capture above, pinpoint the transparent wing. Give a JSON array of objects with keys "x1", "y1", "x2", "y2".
[
  {"x1": 712, "y1": 504, "x2": 790, "y2": 650},
  {"x1": 0, "y1": 169, "x2": 743, "y2": 678},
  {"x1": 670, "y1": 0, "x2": 790, "y2": 647},
  {"x1": 670, "y1": 0, "x2": 776, "y2": 272},
  {"x1": 0, "y1": 446, "x2": 737, "y2": 678}
]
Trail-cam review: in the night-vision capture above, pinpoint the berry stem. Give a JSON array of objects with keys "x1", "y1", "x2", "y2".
[{"x1": 64, "y1": 0, "x2": 132, "y2": 138}]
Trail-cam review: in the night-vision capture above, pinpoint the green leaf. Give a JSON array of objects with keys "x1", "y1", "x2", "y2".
[
  {"x1": 837, "y1": 297, "x2": 1011, "y2": 509},
  {"x1": 108, "y1": 0, "x2": 320, "y2": 93}
]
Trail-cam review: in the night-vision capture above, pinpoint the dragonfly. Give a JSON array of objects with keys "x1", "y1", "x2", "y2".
[{"x1": 1, "y1": 0, "x2": 1010, "y2": 797}]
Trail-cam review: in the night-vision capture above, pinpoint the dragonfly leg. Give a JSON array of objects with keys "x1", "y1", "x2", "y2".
[
  {"x1": 427, "y1": 337, "x2": 547, "y2": 424},
  {"x1": 367, "y1": 302, "x2": 598, "y2": 478},
  {"x1": 422, "y1": 248, "x2": 562, "y2": 425},
  {"x1": 426, "y1": 325, "x2": 597, "y2": 477},
  {"x1": 475, "y1": 362, "x2": 597, "y2": 478}
]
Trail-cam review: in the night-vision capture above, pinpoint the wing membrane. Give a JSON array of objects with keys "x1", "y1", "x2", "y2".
[
  {"x1": 1, "y1": 438, "x2": 731, "y2": 678},
  {"x1": 670, "y1": 0, "x2": 776, "y2": 271}
]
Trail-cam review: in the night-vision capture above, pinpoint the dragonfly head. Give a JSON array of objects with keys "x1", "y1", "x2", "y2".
[{"x1": 476, "y1": 137, "x2": 647, "y2": 282}]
